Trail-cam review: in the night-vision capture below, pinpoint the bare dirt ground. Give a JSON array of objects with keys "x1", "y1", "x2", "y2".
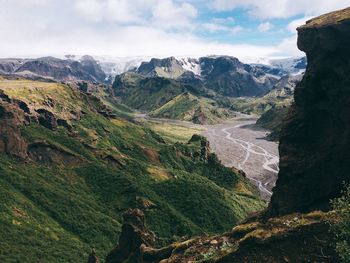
[{"x1": 202, "y1": 114, "x2": 279, "y2": 201}]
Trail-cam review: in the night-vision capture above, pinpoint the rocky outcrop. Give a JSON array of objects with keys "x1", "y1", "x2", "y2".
[
  {"x1": 87, "y1": 248, "x2": 100, "y2": 263},
  {"x1": 27, "y1": 141, "x2": 82, "y2": 165},
  {"x1": 104, "y1": 211, "x2": 338, "y2": 263},
  {"x1": 105, "y1": 209, "x2": 156, "y2": 263},
  {"x1": 188, "y1": 134, "x2": 211, "y2": 162},
  {"x1": 36, "y1": 109, "x2": 58, "y2": 130},
  {"x1": 0, "y1": 101, "x2": 28, "y2": 159},
  {"x1": 268, "y1": 7, "x2": 350, "y2": 215}
]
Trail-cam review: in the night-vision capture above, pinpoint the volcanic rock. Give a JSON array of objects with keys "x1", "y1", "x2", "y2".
[{"x1": 268, "y1": 7, "x2": 350, "y2": 215}]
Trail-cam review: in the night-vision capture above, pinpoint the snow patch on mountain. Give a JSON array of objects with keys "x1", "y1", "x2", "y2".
[{"x1": 179, "y1": 57, "x2": 201, "y2": 76}]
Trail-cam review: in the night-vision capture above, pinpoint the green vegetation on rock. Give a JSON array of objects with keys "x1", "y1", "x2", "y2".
[{"x1": 330, "y1": 185, "x2": 350, "y2": 262}]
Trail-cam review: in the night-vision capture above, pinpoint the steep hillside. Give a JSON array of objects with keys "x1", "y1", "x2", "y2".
[
  {"x1": 150, "y1": 92, "x2": 234, "y2": 124},
  {"x1": 269, "y1": 6, "x2": 350, "y2": 215},
  {"x1": 0, "y1": 76, "x2": 264, "y2": 262},
  {"x1": 113, "y1": 72, "x2": 193, "y2": 111},
  {"x1": 229, "y1": 74, "x2": 301, "y2": 116},
  {"x1": 0, "y1": 56, "x2": 106, "y2": 83},
  {"x1": 256, "y1": 106, "x2": 290, "y2": 141}
]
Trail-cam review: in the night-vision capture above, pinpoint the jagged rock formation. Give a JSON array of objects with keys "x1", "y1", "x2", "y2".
[
  {"x1": 87, "y1": 248, "x2": 100, "y2": 263},
  {"x1": 188, "y1": 134, "x2": 211, "y2": 162},
  {"x1": 269, "y1": 7, "x2": 350, "y2": 215},
  {"x1": 105, "y1": 209, "x2": 156, "y2": 263}
]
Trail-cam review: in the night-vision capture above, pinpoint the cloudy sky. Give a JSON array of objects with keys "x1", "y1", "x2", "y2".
[{"x1": 0, "y1": 0, "x2": 349, "y2": 60}]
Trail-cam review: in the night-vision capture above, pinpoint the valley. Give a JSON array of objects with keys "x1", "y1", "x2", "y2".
[
  {"x1": 138, "y1": 113, "x2": 279, "y2": 201},
  {"x1": 203, "y1": 115, "x2": 279, "y2": 200}
]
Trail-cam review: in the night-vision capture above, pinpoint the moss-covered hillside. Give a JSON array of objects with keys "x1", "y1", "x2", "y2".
[
  {"x1": 150, "y1": 92, "x2": 234, "y2": 124},
  {"x1": 0, "y1": 77, "x2": 264, "y2": 262}
]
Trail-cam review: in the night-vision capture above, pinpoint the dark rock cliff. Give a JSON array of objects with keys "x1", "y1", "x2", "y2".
[{"x1": 269, "y1": 7, "x2": 350, "y2": 215}]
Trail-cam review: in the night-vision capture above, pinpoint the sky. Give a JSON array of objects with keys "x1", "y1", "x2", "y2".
[{"x1": 0, "y1": 0, "x2": 349, "y2": 61}]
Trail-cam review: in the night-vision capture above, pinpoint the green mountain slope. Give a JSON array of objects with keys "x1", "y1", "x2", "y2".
[
  {"x1": 0, "y1": 77, "x2": 264, "y2": 262},
  {"x1": 229, "y1": 74, "x2": 301, "y2": 116},
  {"x1": 113, "y1": 72, "x2": 186, "y2": 111},
  {"x1": 150, "y1": 92, "x2": 234, "y2": 124}
]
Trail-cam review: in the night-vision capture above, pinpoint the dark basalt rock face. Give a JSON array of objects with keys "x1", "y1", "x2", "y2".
[
  {"x1": 105, "y1": 209, "x2": 156, "y2": 263},
  {"x1": 269, "y1": 7, "x2": 350, "y2": 215}
]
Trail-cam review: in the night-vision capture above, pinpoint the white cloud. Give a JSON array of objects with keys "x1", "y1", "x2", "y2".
[
  {"x1": 201, "y1": 23, "x2": 243, "y2": 34},
  {"x1": 210, "y1": 0, "x2": 350, "y2": 19},
  {"x1": 73, "y1": 0, "x2": 198, "y2": 29},
  {"x1": 202, "y1": 23, "x2": 230, "y2": 32},
  {"x1": 275, "y1": 16, "x2": 313, "y2": 57},
  {"x1": 152, "y1": 0, "x2": 198, "y2": 29},
  {"x1": 1, "y1": 0, "x2": 341, "y2": 60},
  {"x1": 74, "y1": 0, "x2": 153, "y2": 23},
  {"x1": 211, "y1": 17, "x2": 235, "y2": 24},
  {"x1": 0, "y1": 18, "x2": 276, "y2": 60},
  {"x1": 258, "y1": 22, "x2": 273, "y2": 32}
]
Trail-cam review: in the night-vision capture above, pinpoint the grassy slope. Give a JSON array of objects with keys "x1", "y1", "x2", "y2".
[
  {"x1": 256, "y1": 106, "x2": 290, "y2": 141},
  {"x1": 0, "y1": 79, "x2": 265, "y2": 262},
  {"x1": 145, "y1": 122, "x2": 205, "y2": 144},
  {"x1": 113, "y1": 73, "x2": 185, "y2": 111},
  {"x1": 150, "y1": 92, "x2": 234, "y2": 124},
  {"x1": 229, "y1": 89, "x2": 293, "y2": 116}
]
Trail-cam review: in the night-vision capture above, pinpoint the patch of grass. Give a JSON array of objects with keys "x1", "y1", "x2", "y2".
[{"x1": 146, "y1": 121, "x2": 205, "y2": 143}]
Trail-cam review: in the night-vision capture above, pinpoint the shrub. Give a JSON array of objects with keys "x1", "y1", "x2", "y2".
[{"x1": 330, "y1": 185, "x2": 350, "y2": 262}]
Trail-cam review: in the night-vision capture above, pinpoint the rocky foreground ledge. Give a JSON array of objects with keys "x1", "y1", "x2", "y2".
[{"x1": 99, "y1": 7, "x2": 350, "y2": 263}]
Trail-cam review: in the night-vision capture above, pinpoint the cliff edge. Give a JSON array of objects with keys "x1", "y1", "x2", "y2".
[{"x1": 268, "y1": 7, "x2": 350, "y2": 215}]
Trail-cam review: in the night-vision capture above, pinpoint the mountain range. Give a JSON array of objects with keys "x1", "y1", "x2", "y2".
[
  {"x1": 111, "y1": 55, "x2": 305, "y2": 123},
  {"x1": 0, "y1": 55, "x2": 106, "y2": 83}
]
